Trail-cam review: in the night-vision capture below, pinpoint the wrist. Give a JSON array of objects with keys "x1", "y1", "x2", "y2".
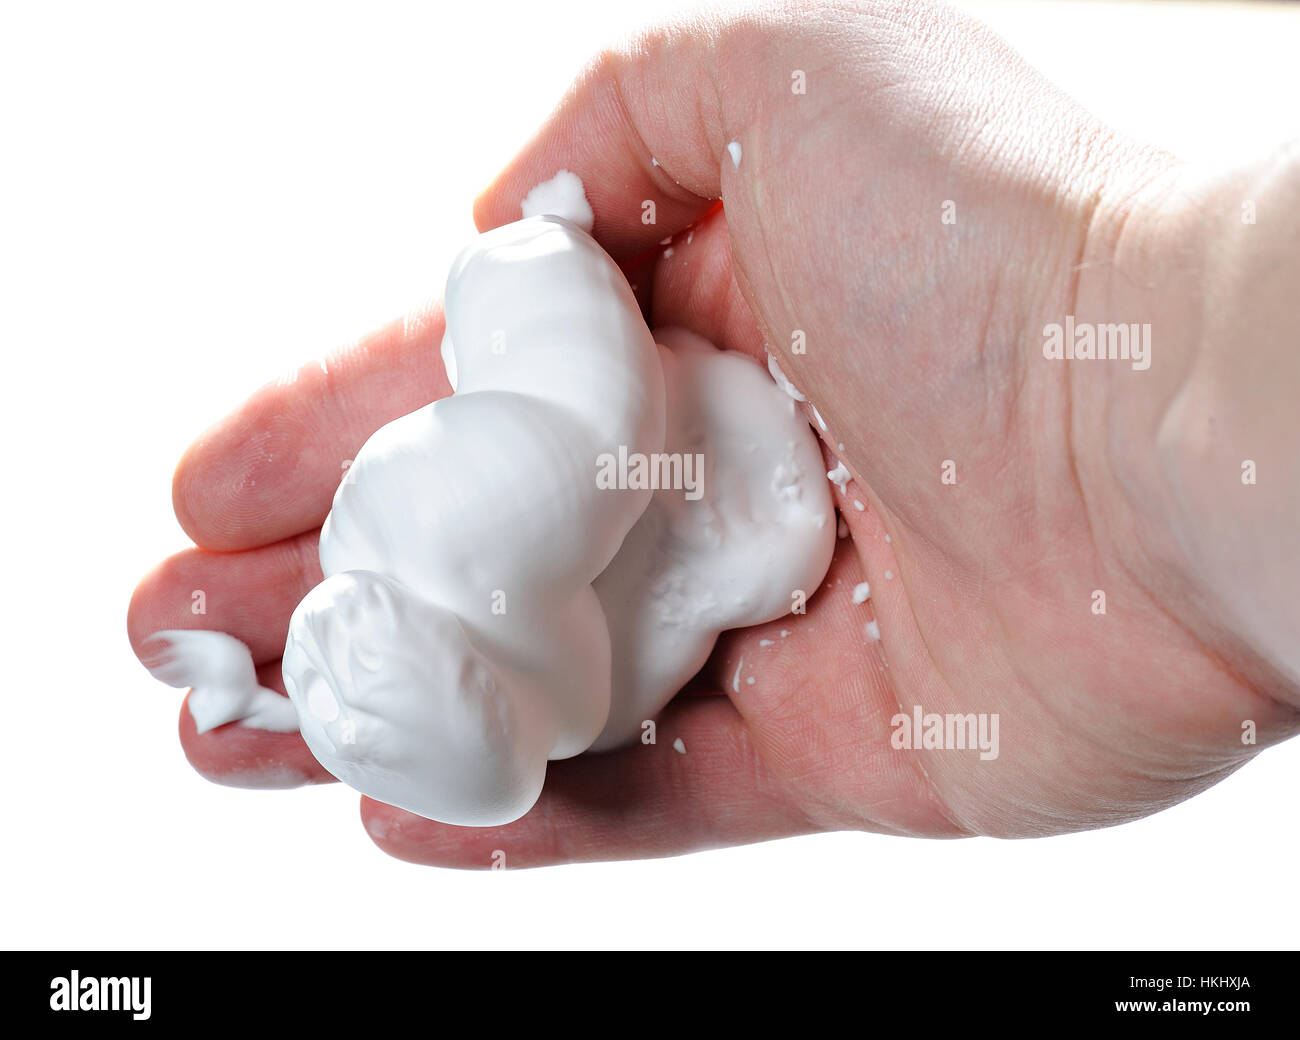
[{"x1": 1072, "y1": 144, "x2": 1300, "y2": 703}]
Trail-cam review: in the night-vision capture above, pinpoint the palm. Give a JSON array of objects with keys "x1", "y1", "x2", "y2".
[
  {"x1": 639, "y1": 4, "x2": 1285, "y2": 841},
  {"x1": 657, "y1": 193, "x2": 1264, "y2": 845}
]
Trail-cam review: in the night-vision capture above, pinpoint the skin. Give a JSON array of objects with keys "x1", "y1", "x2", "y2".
[{"x1": 127, "y1": 0, "x2": 1300, "y2": 867}]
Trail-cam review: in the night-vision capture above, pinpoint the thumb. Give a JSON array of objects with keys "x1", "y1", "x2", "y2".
[
  {"x1": 469, "y1": 2, "x2": 1127, "y2": 516},
  {"x1": 471, "y1": 8, "x2": 751, "y2": 259}
]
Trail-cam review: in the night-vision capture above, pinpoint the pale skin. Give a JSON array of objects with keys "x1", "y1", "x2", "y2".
[{"x1": 127, "y1": 0, "x2": 1300, "y2": 867}]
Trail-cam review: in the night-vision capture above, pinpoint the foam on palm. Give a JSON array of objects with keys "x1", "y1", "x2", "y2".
[{"x1": 144, "y1": 179, "x2": 834, "y2": 826}]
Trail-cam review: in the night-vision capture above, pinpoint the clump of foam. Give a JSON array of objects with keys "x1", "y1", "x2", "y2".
[
  {"x1": 141, "y1": 195, "x2": 835, "y2": 828},
  {"x1": 141, "y1": 630, "x2": 298, "y2": 734},
  {"x1": 766, "y1": 352, "x2": 806, "y2": 401},
  {"x1": 521, "y1": 169, "x2": 595, "y2": 232}
]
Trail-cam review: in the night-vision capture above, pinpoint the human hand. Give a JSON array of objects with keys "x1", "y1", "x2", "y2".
[{"x1": 129, "y1": 0, "x2": 1300, "y2": 866}]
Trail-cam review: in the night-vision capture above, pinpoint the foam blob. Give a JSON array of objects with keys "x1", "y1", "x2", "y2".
[
  {"x1": 591, "y1": 328, "x2": 834, "y2": 749},
  {"x1": 520, "y1": 169, "x2": 594, "y2": 232},
  {"x1": 283, "y1": 215, "x2": 663, "y2": 825},
  {"x1": 141, "y1": 630, "x2": 298, "y2": 734},
  {"x1": 145, "y1": 212, "x2": 834, "y2": 827}
]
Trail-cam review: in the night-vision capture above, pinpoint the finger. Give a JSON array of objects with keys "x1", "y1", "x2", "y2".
[
  {"x1": 616, "y1": 203, "x2": 722, "y2": 321},
  {"x1": 472, "y1": 10, "x2": 767, "y2": 258},
  {"x1": 127, "y1": 529, "x2": 322, "y2": 665},
  {"x1": 649, "y1": 207, "x2": 766, "y2": 361},
  {"x1": 651, "y1": 208, "x2": 850, "y2": 456},
  {"x1": 359, "y1": 697, "x2": 816, "y2": 869},
  {"x1": 178, "y1": 660, "x2": 333, "y2": 789},
  {"x1": 173, "y1": 301, "x2": 451, "y2": 551}
]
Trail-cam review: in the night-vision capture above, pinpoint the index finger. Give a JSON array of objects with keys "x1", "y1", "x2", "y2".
[{"x1": 173, "y1": 301, "x2": 450, "y2": 551}]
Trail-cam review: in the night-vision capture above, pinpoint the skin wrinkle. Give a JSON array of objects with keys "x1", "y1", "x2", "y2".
[
  {"x1": 884, "y1": 669, "x2": 975, "y2": 839},
  {"x1": 989, "y1": 534, "x2": 1286, "y2": 790},
  {"x1": 983, "y1": 579, "x2": 1116, "y2": 811},
  {"x1": 906, "y1": 600, "x2": 1006, "y2": 831},
  {"x1": 994, "y1": 131, "x2": 1119, "y2": 556},
  {"x1": 1077, "y1": 163, "x2": 1300, "y2": 721},
  {"x1": 974, "y1": 262, "x2": 1010, "y2": 450},
  {"x1": 744, "y1": 728, "x2": 815, "y2": 831},
  {"x1": 701, "y1": 713, "x2": 815, "y2": 845},
  {"x1": 620, "y1": 18, "x2": 724, "y2": 200},
  {"x1": 847, "y1": 499, "x2": 975, "y2": 838},
  {"x1": 713, "y1": 569, "x2": 869, "y2": 821},
  {"x1": 736, "y1": 612, "x2": 913, "y2": 834},
  {"x1": 1126, "y1": 561, "x2": 1300, "y2": 739},
  {"x1": 603, "y1": 53, "x2": 708, "y2": 213},
  {"x1": 1053, "y1": 127, "x2": 1143, "y2": 645},
  {"x1": 717, "y1": 28, "x2": 825, "y2": 349}
]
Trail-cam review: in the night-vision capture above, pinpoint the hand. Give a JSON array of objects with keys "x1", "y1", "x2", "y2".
[{"x1": 128, "y1": 0, "x2": 1300, "y2": 867}]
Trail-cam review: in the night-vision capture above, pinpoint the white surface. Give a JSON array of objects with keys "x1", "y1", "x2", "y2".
[{"x1": 0, "y1": 0, "x2": 1298, "y2": 949}]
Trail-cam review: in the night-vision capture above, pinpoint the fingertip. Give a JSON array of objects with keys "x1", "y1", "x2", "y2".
[
  {"x1": 360, "y1": 798, "x2": 504, "y2": 869},
  {"x1": 471, "y1": 183, "x2": 505, "y2": 234},
  {"x1": 168, "y1": 312, "x2": 449, "y2": 552},
  {"x1": 178, "y1": 683, "x2": 332, "y2": 790},
  {"x1": 170, "y1": 376, "x2": 328, "y2": 552},
  {"x1": 468, "y1": 25, "x2": 732, "y2": 260},
  {"x1": 170, "y1": 433, "x2": 223, "y2": 550},
  {"x1": 127, "y1": 554, "x2": 183, "y2": 661},
  {"x1": 127, "y1": 533, "x2": 323, "y2": 666}
]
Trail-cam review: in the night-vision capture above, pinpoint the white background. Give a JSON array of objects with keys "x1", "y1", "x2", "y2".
[{"x1": 2, "y1": 0, "x2": 1297, "y2": 949}]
